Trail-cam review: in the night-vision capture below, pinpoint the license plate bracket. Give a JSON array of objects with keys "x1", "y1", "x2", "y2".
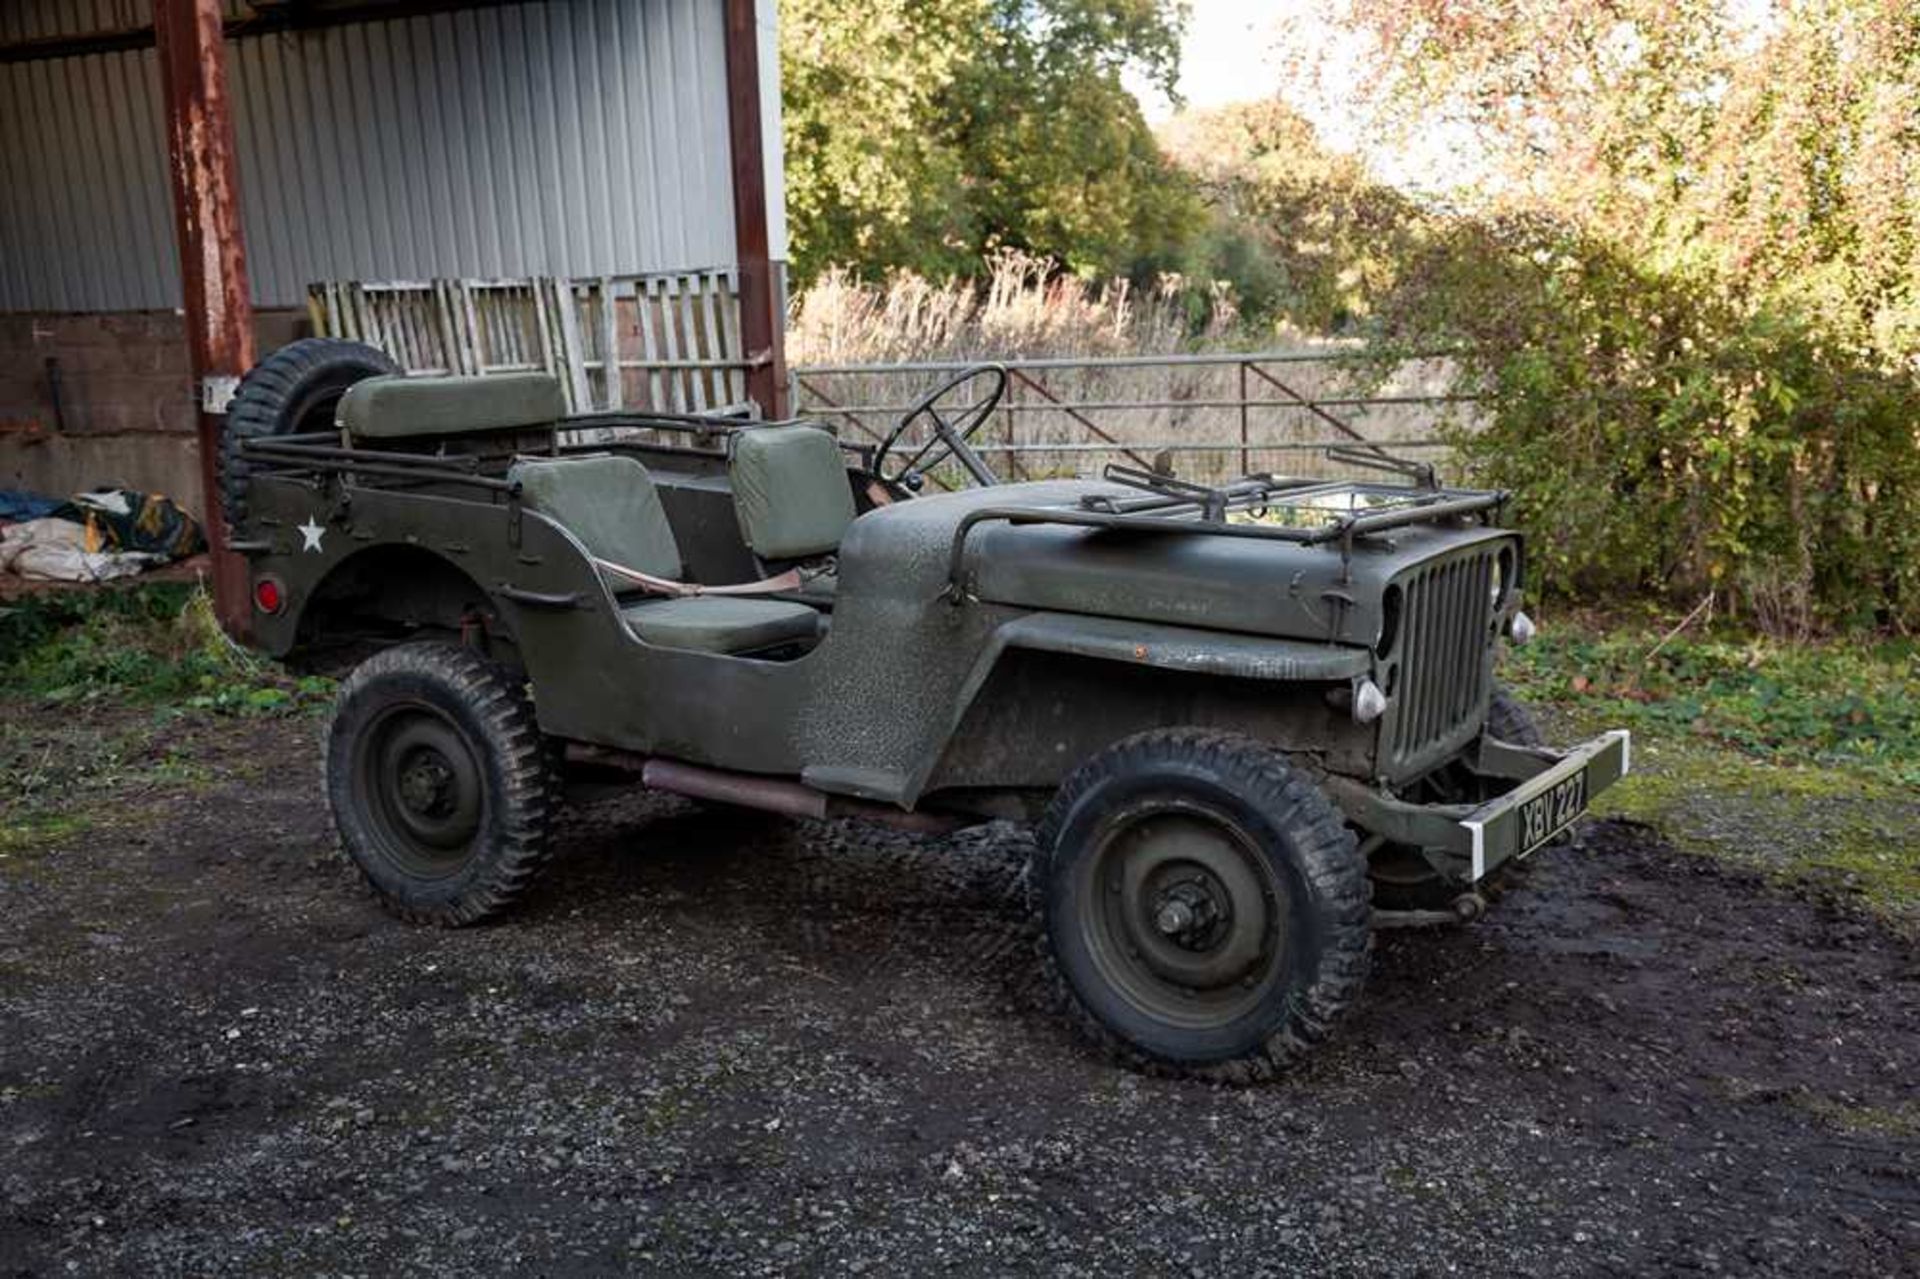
[{"x1": 1460, "y1": 730, "x2": 1630, "y2": 881}]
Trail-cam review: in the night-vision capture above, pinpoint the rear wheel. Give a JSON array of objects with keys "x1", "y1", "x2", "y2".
[
  {"x1": 1368, "y1": 683, "x2": 1548, "y2": 910},
  {"x1": 326, "y1": 641, "x2": 556, "y2": 925},
  {"x1": 1033, "y1": 729, "x2": 1371, "y2": 1081},
  {"x1": 220, "y1": 338, "x2": 398, "y2": 525}
]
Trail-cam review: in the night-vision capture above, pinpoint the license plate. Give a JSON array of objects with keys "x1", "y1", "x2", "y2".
[{"x1": 1517, "y1": 771, "x2": 1587, "y2": 856}]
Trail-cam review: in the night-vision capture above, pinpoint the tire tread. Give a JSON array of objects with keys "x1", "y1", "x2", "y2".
[
  {"x1": 1031, "y1": 728, "x2": 1372, "y2": 1083},
  {"x1": 325, "y1": 641, "x2": 556, "y2": 927}
]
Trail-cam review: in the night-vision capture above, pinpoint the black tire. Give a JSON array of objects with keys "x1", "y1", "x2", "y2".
[
  {"x1": 1032, "y1": 729, "x2": 1371, "y2": 1082},
  {"x1": 325, "y1": 641, "x2": 556, "y2": 926},
  {"x1": 1485, "y1": 683, "x2": 1548, "y2": 749},
  {"x1": 1369, "y1": 683, "x2": 1550, "y2": 910},
  {"x1": 220, "y1": 338, "x2": 398, "y2": 525}
]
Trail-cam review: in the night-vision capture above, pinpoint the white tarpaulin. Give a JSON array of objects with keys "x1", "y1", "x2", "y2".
[{"x1": 0, "y1": 518, "x2": 164, "y2": 583}]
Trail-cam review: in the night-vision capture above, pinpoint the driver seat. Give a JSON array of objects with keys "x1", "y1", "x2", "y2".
[{"x1": 727, "y1": 424, "x2": 858, "y2": 603}]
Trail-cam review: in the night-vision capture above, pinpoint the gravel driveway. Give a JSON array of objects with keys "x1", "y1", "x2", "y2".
[{"x1": 2, "y1": 706, "x2": 1915, "y2": 1275}]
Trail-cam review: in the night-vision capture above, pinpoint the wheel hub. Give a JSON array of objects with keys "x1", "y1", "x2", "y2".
[
  {"x1": 1081, "y1": 807, "x2": 1288, "y2": 1027},
  {"x1": 1151, "y1": 875, "x2": 1232, "y2": 950},
  {"x1": 397, "y1": 749, "x2": 457, "y2": 817},
  {"x1": 356, "y1": 705, "x2": 485, "y2": 872}
]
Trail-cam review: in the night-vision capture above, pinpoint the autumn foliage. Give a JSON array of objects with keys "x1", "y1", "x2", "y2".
[{"x1": 781, "y1": 0, "x2": 1919, "y2": 631}]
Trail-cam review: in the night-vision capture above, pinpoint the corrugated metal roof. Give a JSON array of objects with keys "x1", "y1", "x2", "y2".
[
  {"x1": 0, "y1": 0, "x2": 762, "y2": 312},
  {"x1": 0, "y1": 0, "x2": 251, "y2": 44}
]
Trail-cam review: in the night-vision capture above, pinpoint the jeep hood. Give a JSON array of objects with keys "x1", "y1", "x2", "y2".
[{"x1": 839, "y1": 480, "x2": 1517, "y2": 651}]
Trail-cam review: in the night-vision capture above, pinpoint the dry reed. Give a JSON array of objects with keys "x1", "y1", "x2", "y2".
[{"x1": 787, "y1": 252, "x2": 1467, "y2": 485}]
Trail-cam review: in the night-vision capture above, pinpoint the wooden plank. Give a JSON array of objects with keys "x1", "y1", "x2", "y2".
[
  {"x1": 458, "y1": 280, "x2": 484, "y2": 375},
  {"x1": 599, "y1": 276, "x2": 622, "y2": 410},
  {"x1": 347, "y1": 285, "x2": 375, "y2": 352},
  {"x1": 695, "y1": 270, "x2": 725, "y2": 411},
  {"x1": 716, "y1": 267, "x2": 745, "y2": 405},
  {"x1": 324, "y1": 281, "x2": 349, "y2": 340},
  {"x1": 635, "y1": 276, "x2": 666, "y2": 411},
  {"x1": 531, "y1": 277, "x2": 557, "y2": 394},
  {"x1": 553, "y1": 278, "x2": 592, "y2": 412},
  {"x1": 305, "y1": 284, "x2": 327, "y2": 341},
  {"x1": 656, "y1": 274, "x2": 685, "y2": 412},
  {"x1": 676, "y1": 273, "x2": 705, "y2": 411}
]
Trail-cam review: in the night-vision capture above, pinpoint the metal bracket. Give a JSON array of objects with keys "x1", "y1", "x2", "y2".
[{"x1": 201, "y1": 374, "x2": 240, "y2": 415}]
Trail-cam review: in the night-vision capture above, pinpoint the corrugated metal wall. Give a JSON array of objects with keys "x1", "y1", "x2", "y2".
[{"x1": 0, "y1": 0, "x2": 768, "y2": 312}]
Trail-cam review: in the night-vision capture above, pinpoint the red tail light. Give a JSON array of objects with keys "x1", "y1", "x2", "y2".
[{"x1": 254, "y1": 576, "x2": 284, "y2": 614}]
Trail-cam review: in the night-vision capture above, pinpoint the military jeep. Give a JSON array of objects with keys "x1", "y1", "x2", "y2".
[{"x1": 222, "y1": 338, "x2": 1628, "y2": 1080}]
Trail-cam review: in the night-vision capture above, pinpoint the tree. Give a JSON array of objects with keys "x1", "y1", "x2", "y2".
[
  {"x1": 1318, "y1": 0, "x2": 1920, "y2": 630},
  {"x1": 1159, "y1": 99, "x2": 1422, "y2": 330},
  {"x1": 1326, "y1": 0, "x2": 1919, "y2": 368},
  {"x1": 778, "y1": 0, "x2": 1201, "y2": 285}
]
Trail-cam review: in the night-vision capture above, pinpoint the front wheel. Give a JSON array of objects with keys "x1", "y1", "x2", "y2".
[
  {"x1": 325, "y1": 642, "x2": 556, "y2": 925},
  {"x1": 1032, "y1": 730, "x2": 1372, "y2": 1081}
]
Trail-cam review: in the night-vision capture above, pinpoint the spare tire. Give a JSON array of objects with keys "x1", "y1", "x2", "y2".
[{"x1": 219, "y1": 338, "x2": 399, "y2": 525}]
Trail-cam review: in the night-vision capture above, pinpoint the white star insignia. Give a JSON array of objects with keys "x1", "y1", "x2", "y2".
[{"x1": 298, "y1": 516, "x2": 325, "y2": 553}]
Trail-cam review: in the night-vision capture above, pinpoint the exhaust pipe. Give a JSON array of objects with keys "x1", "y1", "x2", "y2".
[{"x1": 569, "y1": 747, "x2": 960, "y2": 834}]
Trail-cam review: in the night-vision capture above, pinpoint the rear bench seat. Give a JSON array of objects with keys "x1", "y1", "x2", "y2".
[
  {"x1": 508, "y1": 454, "x2": 820, "y2": 656},
  {"x1": 339, "y1": 372, "x2": 565, "y2": 439}
]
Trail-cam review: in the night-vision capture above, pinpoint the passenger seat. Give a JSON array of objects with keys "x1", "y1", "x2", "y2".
[
  {"x1": 727, "y1": 424, "x2": 859, "y2": 603},
  {"x1": 508, "y1": 455, "x2": 821, "y2": 656}
]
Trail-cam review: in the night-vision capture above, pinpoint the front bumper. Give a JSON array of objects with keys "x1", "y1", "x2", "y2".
[
  {"x1": 1324, "y1": 729, "x2": 1632, "y2": 883},
  {"x1": 1460, "y1": 730, "x2": 1630, "y2": 879}
]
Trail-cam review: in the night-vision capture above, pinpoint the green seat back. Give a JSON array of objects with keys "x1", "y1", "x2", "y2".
[
  {"x1": 340, "y1": 373, "x2": 564, "y2": 439},
  {"x1": 508, "y1": 455, "x2": 683, "y2": 583},
  {"x1": 728, "y1": 425, "x2": 858, "y2": 560}
]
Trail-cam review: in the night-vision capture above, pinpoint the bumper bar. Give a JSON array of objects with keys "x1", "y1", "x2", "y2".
[{"x1": 1324, "y1": 729, "x2": 1632, "y2": 882}]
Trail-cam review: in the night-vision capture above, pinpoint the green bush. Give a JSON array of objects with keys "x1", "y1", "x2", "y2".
[{"x1": 1365, "y1": 217, "x2": 1920, "y2": 634}]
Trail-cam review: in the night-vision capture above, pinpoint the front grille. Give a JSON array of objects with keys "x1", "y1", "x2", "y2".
[{"x1": 1384, "y1": 546, "x2": 1500, "y2": 775}]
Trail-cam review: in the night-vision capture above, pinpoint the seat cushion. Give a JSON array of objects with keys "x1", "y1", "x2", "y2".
[
  {"x1": 621, "y1": 596, "x2": 821, "y2": 654},
  {"x1": 340, "y1": 373, "x2": 563, "y2": 438},
  {"x1": 729, "y1": 425, "x2": 858, "y2": 559},
  {"x1": 509, "y1": 455, "x2": 683, "y2": 583}
]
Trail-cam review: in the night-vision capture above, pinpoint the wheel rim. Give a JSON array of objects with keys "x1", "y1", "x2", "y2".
[
  {"x1": 1077, "y1": 801, "x2": 1288, "y2": 1028},
  {"x1": 353, "y1": 702, "x2": 485, "y2": 877}
]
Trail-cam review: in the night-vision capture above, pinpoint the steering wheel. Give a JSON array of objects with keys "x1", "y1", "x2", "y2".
[{"x1": 870, "y1": 364, "x2": 1007, "y2": 489}]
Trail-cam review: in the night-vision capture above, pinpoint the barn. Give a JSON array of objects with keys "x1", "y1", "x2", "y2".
[{"x1": 0, "y1": 0, "x2": 789, "y2": 619}]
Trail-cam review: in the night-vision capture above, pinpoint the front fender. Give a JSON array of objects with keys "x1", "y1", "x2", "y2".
[{"x1": 898, "y1": 611, "x2": 1373, "y2": 803}]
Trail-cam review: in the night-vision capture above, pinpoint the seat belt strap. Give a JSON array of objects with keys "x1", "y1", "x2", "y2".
[{"x1": 594, "y1": 557, "x2": 805, "y2": 598}]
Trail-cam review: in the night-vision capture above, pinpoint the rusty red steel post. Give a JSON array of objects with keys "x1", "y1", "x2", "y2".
[
  {"x1": 722, "y1": 0, "x2": 788, "y2": 420},
  {"x1": 154, "y1": 0, "x2": 254, "y2": 637}
]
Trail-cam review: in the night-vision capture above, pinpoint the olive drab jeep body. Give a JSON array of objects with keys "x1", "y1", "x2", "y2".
[{"x1": 223, "y1": 339, "x2": 1629, "y2": 1080}]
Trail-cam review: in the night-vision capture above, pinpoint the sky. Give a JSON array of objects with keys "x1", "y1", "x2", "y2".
[
  {"x1": 1127, "y1": 1, "x2": 1295, "y2": 123},
  {"x1": 1125, "y1": 1, "x2": 1489, "y2": 194}
]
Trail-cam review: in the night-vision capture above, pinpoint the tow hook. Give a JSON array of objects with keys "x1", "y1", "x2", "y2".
[{"x1": 1371, "y1": 891, "x2": 1488, "y2": 930}]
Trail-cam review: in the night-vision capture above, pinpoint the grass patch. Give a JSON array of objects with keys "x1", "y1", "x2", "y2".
[
  {"x1": 0, "y1": 585, "x2": 333, "y2": 862},
  {"x1": 0, "y1": 583, "x2": 332, "y2": 714},
  {"x1": 1502, "y1": 617, "x2": 1919, "y2": 786},
  {"x1": 1505, "y1": 613, "x2": 1919, "y2": 921},
  {"x1": 0, "y1": 811, "x2": 92, "y2": 859}
]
